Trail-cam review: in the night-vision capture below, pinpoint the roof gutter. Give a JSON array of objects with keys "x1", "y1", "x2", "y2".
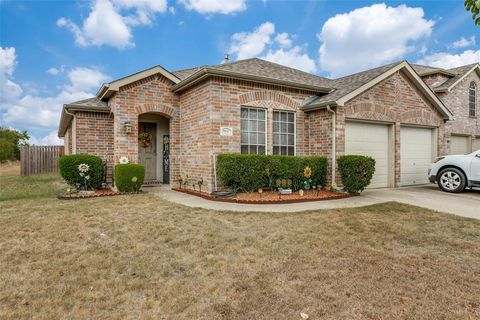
[
  {"x1": 301, "y1": 101, "x2": 338, "y2": 112},
  {"x1": 171, "y1": 67, "x2": 332, "y2": 93}
]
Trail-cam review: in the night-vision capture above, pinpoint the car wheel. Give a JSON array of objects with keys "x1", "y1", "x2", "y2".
[{"x1": 437, "y1": 168, "x2": 466, "y2": 193}]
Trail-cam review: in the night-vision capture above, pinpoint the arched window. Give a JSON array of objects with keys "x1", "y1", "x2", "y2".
[{"x1": 469, "y1": 82, "x2": 477, "y2": 117}]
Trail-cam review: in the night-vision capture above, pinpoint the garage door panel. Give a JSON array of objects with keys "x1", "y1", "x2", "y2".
[
  {"x1": 473, "y1": 138, "x2": 480, "y2": 151},
  {"x1": 345, "y1": 121, "x2": 390, "y2": 189},
  {"x1": 400, "y1": 127, "x2": 433, "y2": 186}
]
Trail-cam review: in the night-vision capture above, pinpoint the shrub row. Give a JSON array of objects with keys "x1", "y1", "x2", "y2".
[{"x1": 216, "y1": 154, "x2": 327, "y2": 192}]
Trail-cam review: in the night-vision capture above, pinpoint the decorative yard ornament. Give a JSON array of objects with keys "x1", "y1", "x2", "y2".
[
  {"x1": 138, "y1": 131, "x2": 153, "y2": 148},
  {"x1": 119, "y1": 156, "x2": 129, "y2": 164}
]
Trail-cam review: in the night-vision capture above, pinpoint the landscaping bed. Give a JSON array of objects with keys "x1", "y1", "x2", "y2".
[
  {"x1": 173, "y1": 187, "x2": 355, "y2": 204},
  {"x1": 58, "y1": 189, "x2": 123, "y2": 199}
]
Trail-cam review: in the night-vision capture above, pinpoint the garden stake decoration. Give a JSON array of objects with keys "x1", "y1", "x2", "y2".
[
  {"x1": 258, "y1": 188, "x2": 263, "y2": 198},
  {"x1": 78, "y1": 163, "x2": 92, "y2": 191},
  {"x1": 303, "y1": 166, "x2": 313, "y2": 191},
  {"x1": 197, "y1": 179, "x2": 204, "y2": 193},
  {"x1": 182, "y1": 174, "x2": 190, "y2": 188},
  {"x1": 178, "y1": 178, "x2": 183, "y2": 189}
]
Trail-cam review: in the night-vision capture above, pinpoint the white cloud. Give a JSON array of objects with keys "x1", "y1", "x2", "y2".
[
  {"x1": 0, "y1": 47, "x2": 23, "y2": 104},
  {"x1": 178, "y1": 0, "x2": 246, "y2": 15},
  {"x1": 275, "y1": 32, "x2": 292, "y2": 49},
  {"x1": 1, "y1": 49, "x2": 110, "y2": 142},
  {"x1": 318, "y1": 3, "x2": 434, "y2": 77},
  {"x1": 58, "y1": 0, "x2": 168, "y2": 49},
  {"x1": 46, "y1": 66, "x2": 65, "y2": 76},
  {"x1": 262, "y1": 46, "x2": 317, "y2": 73},
  {"x1": 229, "y1": 22, "x2": 275, "y2": 60},
  {"x1": 29, "y1": 130, "x2": 64, "y2": 146},
  {"x1": 228, "y1": 22, "x2": 316, "y2": 73},
  {"x1": 451, "y1": 36, "x2": 476, "y2": 49},
  {"x1": 0, "y1": 47, "x2": 17, "y2": 76},
  {"x1": 416, "y1": 50, "x2": 480, "y2": 69}
]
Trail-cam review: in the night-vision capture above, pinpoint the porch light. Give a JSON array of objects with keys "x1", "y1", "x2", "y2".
[{"x1": 124, "y1": 120, "x2": 132, "y2": 134}]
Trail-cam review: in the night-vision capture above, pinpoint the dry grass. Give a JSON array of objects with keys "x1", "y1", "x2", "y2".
[
  {"x1": 0, "y1": 176, "x2": 479, "y2": 319},
  {"x1": 0, "y1": 161, "x2": 20, "y2": 177}
]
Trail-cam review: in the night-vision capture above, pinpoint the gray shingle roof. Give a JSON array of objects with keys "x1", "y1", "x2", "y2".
[
  {"x1": 411, "y1": 64, "x2": 445, "y2": 75},
  {"x1": 66, "y1": 97, "x2": 107, "y2": 108},
  {"x1": 434, "y1": 63, "x2": 479, "y2": 91},
  {"x1": 172, "y1": 66, "x2": 204, "y2": 80},
  {"x1": 305, "y1": 61, "x2": 403, "y2": 107},
  {"x1": 209, "y1": 58, "x2": 333, "y2": 89}
]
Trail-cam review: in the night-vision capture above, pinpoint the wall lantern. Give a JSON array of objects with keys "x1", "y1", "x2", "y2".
[{"x1": 124, "y1": 120, "x2": 132, "y2": 134}]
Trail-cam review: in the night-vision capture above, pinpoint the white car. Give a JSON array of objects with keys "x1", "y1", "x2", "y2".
[{"x1": 428, "y1": 150, "x2": 480, "y2": 193}]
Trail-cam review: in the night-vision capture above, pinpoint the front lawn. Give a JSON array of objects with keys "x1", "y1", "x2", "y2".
[{"x1": 0, "y1": 175, "x2": 479, "y2": 319}]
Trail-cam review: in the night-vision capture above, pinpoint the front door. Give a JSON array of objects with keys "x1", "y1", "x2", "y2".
[{"x1": 138, "y1": 122, "x2": 157, "y2": 180}]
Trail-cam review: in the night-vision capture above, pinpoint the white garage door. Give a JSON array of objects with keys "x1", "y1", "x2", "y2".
[
  {"x1": 400, "y1": 126, "x2": 433, "y2": 186},
  {"x1": 450, "y1": 135, "x2": 470, "y2": 155},
  {"x1": 345, "y1": 121, "x2": 390, "y2": 188},
  {"x1": 473, "y1": 137, "x2": 480, "y2": 152}
]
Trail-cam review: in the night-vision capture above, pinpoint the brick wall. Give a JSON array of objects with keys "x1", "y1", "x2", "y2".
[
  {"x1": 437, "y1": 71, "x2": 480, "y2": 152},
  {"x1": 74, "y1": 111, "x2": 114, "y2": 181}
]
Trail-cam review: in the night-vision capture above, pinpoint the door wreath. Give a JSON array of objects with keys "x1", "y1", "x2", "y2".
[{"x1": 138, "y1": 131, "x2": 153, "y2": 147}]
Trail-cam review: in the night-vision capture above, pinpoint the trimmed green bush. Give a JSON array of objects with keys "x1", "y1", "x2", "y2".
[
  {"x1": 59, "y1": 154, "x2": 104, "y2": 189},
  {"x1": 216, "y1": 154, "x2": 327, "y2": 192},
  {"x1": 114, "y1": 164, "x2": 145, "y2": 192},
  {"x1": 337, "y1": 155, "x2": 376, "y2": 193}
]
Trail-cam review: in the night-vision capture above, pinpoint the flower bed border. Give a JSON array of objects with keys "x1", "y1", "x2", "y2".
[
  {"x1": 58, "y1": 190, "x2": 143, "y2": 200},
  {"x1": 172, "y1": 188, "x2": 357, "y2": 204}
]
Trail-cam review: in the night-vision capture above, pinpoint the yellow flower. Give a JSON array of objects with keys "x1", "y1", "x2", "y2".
[{"x1": 304, "y1": 166, "x2": 312, "y2": 178}]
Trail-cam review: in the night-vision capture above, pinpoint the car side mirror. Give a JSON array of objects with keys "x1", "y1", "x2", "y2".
[{"x1": 475, "y1": 154, "x2": 480, "y2": 159}]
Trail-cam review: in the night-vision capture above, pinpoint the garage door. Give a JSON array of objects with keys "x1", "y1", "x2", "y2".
[
  {"x1": 450, "y1": 135, "x2": 470, "y2": 155},
  {"x1": 400, "y1": 126, "x2": 433, "y2": 186},
  {"x1": 345, "y1": 121, "x2": 390, "y2": 188},
  {"x1": 472, "y1": 137, "x2": 480, "y2": 152}
]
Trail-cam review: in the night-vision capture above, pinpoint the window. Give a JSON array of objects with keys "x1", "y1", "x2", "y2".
[
  {"x1": 469, "y1": 82, "x2": 477, "y2": 117},
  {"x1": 240, "y1": 107, "x2": 266, "y2": 154},
  {"x1": 273, "y1": 111, "x2": 295, "y2": 155}
]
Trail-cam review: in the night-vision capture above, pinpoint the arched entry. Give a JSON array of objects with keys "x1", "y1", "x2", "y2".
[{"x1": 138, "y1": 113, "x2": 170, "y2": 184}]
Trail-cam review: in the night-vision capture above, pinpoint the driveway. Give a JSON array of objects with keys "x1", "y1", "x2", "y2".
[{"x1": 151, "y1": 185, "x2": 480, "y2": 219}]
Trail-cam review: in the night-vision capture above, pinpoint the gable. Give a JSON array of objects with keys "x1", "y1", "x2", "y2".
[{"x1": 344, "y1": 70, "x2": 445, "y2": 126}]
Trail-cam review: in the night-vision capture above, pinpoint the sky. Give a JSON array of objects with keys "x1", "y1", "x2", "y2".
[{"x1": 0, "y1": 0, "x2": 479, "y2": 145}]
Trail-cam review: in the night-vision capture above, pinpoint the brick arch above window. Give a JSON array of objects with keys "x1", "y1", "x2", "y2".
[
  {"x1": 239, "y1": 91, "x2": 301, "y2": 111},
  {"x1": 400, "y1": 109, "x2": 442, "y2": 126},
  {"x1": 345, "y1": 103, "x2": 397, "y2": 122},
  {"x1": 136, "y1": 104, "x2": 178, "y2": 118}
]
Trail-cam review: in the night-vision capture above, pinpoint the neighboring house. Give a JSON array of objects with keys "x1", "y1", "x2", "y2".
[
  {"x1": 59, "y1": 58, "x2": 457, "y2": 191},
  {"x1": 412, "y1": 63, "x2": 480, "y2": 154}
]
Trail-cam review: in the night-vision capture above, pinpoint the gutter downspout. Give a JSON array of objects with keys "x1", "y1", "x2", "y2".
[
  {"x1": 326, "y1": 105, "x2": 337, "y2": 189},
  {"x1": 64, "y1": 107, "x2": 76, "y2": 154}
]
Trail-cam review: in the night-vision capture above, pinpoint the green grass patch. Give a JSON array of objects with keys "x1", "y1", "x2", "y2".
[{"x1": 0, "y1": 174, "x2": 66, "y2": 201}]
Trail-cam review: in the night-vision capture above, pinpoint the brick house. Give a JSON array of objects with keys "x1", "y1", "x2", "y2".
[
  {"x1": 58, "y1": 58, "x2": 479, "y2": 191},
  {"x1": 412, "y1": 63, "x2": 480, "y2": 154}
]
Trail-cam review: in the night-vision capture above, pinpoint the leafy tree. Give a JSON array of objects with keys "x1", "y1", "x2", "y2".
[
  {"x1": 0, "y1": 127, "x2": 29, "y2": 162},
  {"x1": 465, "y1": 0, "x2": 480, "y2": 25}
]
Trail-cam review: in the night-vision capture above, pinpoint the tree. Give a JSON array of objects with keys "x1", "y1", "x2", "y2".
[
  {"x1": 465, "y1": 0, "x2": 480, "y2": 25},
  {"x1": 0, "y1": 127, "x2": 29, "y2": 162}
]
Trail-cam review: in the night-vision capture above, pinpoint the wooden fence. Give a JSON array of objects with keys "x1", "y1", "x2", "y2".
[{"x1": 20, "y1": 145, "x2": 64, "y2": 176}]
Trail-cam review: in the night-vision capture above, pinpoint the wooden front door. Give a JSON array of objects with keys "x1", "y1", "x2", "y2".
[{"x1": 138, "y1": 122, "x2": 157, "y2": 180}]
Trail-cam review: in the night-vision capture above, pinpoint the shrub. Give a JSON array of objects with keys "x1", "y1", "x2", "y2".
[
  {"x1": 114, "y1": 164, "x2": 145, "y2": 192},
  {"x1": 216, "y1": 154, "x2": 327, "y2": 192},
  {"x1": 59, "y1": 154, "x2": 104, "y2": 189},
  {"x1": 337, "y1": 155, "x2": 376, "y2": 193}
]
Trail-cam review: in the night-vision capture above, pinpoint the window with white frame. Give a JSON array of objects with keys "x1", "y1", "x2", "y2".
[
  {"x1": 469, "y1": 82, "x2": 477, "y2": 117},
  {"x1": 273, "y1": 110, "x2": 295, "y2": 155},
  {"x1": 240, "y1": 107, "x2": 266, "y2": 154}
]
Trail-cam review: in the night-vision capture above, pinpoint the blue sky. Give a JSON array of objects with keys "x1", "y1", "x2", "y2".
[{"x1": 0, "y1": 0, "x2": 478, "y2": 144}]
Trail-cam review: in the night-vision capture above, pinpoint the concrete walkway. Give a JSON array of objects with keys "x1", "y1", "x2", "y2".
[{"x1": 148, "y1": 184, "x2": 480, "y2": 220}]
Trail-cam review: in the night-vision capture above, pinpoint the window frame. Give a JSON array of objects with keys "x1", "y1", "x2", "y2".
[
  {"x1": 272, "y1": 110, "x2": 296, "y2": 156},
  {"x1": 240, "y1": 106, "x2": 267, "y2": 155},
  {"x1": 469, "y1": 81, "x2": 477, "y2": 118}
]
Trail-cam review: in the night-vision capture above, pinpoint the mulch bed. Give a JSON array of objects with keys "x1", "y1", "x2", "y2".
[
  {"x1": 172, "y1": 188, "x2": 356, "y2": 204},
  {"x1": 58, "y1": 189, "x2": 142, "y2": 200}
]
